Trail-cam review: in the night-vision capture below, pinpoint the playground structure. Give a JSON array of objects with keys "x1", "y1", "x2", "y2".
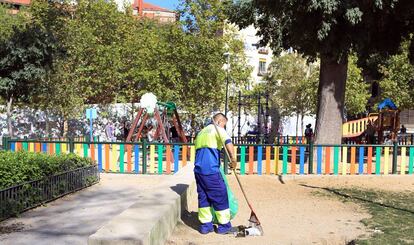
[
  {"x1": 236, "y1": 91, "x2": 270, "y2": 143},
  {"x1": 342, "y1": 99, "x2": 400, "y2": 144},
  {"x1": 126, "y1": 96, "x2": 187, "y2": 143}
]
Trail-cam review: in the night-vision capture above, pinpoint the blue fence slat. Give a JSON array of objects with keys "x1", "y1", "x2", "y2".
[
  {"x1": 257, "y1": 146, "x2": 262, "y2": 175},
  {"x1": 299, "y1": 146, "x2": 305, "y2": 175},
  {"x1": 174, "y1": 145, "x2": 180, "y2": 173},
  {"x1": 10, "y1": 142, "x2": 15, "y2": 152},
  {"x1": 134, "y1": 144, "x2": 139, "y2": 174},
  {"x1": 317, "y1": 147, "x2": 322, "y2": 174},
  {"x1": 98, "y1": 144, "x2": 103, "y2": 172},
  {"x1": 42, "y1": 143, "x2": 47, "y2": 153},
  {"x1": 359, "y1": 147, "x2": 364, "y2": 174}
]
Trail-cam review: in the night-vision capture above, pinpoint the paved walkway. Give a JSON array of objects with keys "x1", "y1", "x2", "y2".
[{"x1": 0, "y1": 173, "x2": 170, "y2": 245}]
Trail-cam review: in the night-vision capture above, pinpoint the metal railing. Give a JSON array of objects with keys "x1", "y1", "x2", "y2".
[{"x1": 0, "y1": 165, "x2": 99, "y2": 221}]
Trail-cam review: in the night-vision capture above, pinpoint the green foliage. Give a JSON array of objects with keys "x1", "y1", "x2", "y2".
[
  {"x1": 265, "y1": 52, "x2": 318, "y2": 117},
  {"x1": 379, "y1": 40, "x2": 414, "y2": 110},
  {"x1": 265, "y1": 52, "x2": 370, "y2": 118},
  {"x1": 224, "y1": 24, "x2": 253, "y2": 93},
  {"x1": 0, "y1": 22, "x2": 60, "y2": 102},
  {"x1": 0, "y1": 2, "x2": 62, "y2": 131},
  {"x1": 0, "y1": 0, "x2": 251, "y2": 133},
  {"x1": 0, "y1": 4, "x2": 27, "y2": 42},
  {"x1": 0, "y1": 151, "x2": 94, "y2": 189},
  {"x1": 228, "y1": 0, "x2": 414, "y2": 62},
  {"x1": 228, "y1": 0, "x2": 414, "y2": 143},
  {"x1": 345, "y1": 54, "x2": 370, "y2": 116},
  {"x1": 31, "y1": 0, "x2": 250, "y2": 121}
]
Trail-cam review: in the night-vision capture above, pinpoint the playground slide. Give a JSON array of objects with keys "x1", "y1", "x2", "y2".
[{"x1": 342, "y1": 115, "x2": 378, "y2": 138}]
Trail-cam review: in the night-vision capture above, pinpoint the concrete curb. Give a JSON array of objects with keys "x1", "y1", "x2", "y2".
[{"x1": 88, "y1": 165, "x2": 196, "y2": 245}]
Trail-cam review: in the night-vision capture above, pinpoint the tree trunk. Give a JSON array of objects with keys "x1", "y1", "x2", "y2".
[
  {"x1": 130, "y1": 102, "x2": 135, "y2": 122},
  {"x1": 6, "y1": 97, "x2": 13, "y2": 137},
  {"x1": 295, "y1": 113, "x2": 299, "y2": 137},
  {"x1": 301, "y1": 113, "x2": 304, "y2": 136},
  {"x1": 45, "y1": 110, "x2": 50, "y2": 138},
  {"x1": 267, "y1": 104, "x2": 280, "y2": 144},
  {"x1": 63, "y1": 116, "x2": 68, "y2": 137},
  {"x1": 315, "y1": 54, "x2": 348, "y2": 144}
]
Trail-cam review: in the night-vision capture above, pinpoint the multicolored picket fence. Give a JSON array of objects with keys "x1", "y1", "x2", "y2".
[{"x1": 5, "y1": 140, "x2": 414, "y2": 175}]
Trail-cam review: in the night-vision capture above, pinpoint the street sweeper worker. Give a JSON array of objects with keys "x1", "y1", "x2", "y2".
[{"x1": 194, "y1": 113, "x2": 237, "y2": 234}]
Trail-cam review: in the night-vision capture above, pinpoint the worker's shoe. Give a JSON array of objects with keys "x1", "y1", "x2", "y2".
[
  {"x1": 199, "y1": 222, "x2": 214, "y2": 234},
  {"x1": 216, "y1": 222, "x2": 233, "y2": 234}
]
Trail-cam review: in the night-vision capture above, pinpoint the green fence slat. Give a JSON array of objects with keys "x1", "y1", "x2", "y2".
[
  {"x1": 56, "y1": 143, "x2": 61, "y2": 155},
  {"x1": 409, "y1": 147, "x2": 414, "y2": 175},
  {"x1": 23, "y1": 142, "x2": 28, "y2": 151},
  {"x1": 158, "y1": 145, "x2": 164, "y2": 175},
  {"x1": 119, "y1": 144, "x2": 125, "y2": 173},
  {"x1": 282, "y1": 146, "x2": 288, "y2": 175},
  {"x1": 333, "y1": 146, "x2": 339, "y2": 175},
  {"x1": 83, "y1": 143, "x2": 88, "y2": 158},
  {"x1": 375, "y1": 147, "x2": 381, "y2": 175},
  {"x1": 240, "y1": 146, "x2": 246, "y2": 175}
]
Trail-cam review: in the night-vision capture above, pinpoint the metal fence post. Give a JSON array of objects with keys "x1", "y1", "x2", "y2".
[
  {"x1": 142, "y1": 140, "x2": 147, "y2": 174},
  {"x1": 2, "y1": 136, "x2": 10, "y2": 151},
  {"x1": 392, "y1": 141, "x2": 398, "y2": 174},
  {"x1": 308, "y1": 141, "x2": 314, "y2": 174},
  {"x1": 69, "y1": 137, "x2": 74, "y2": 153}
]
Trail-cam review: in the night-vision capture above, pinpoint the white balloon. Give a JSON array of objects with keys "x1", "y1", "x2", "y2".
[{"x1": 140, "y1": 93, "x2": 158, "y2": 113}]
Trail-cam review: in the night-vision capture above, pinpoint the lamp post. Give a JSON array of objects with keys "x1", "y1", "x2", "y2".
[{"x1": 224, "y1": 51, "x2": 230, "y2": 117}]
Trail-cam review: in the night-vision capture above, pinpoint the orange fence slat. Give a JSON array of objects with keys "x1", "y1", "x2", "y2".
[
  {"x1": 127, "y1": 145, "x2": 132, "y2": 173},
  {"x1": 350, "y1": 147, "x2": 356, "y2": 175},
  {"x1": 166, "y1": 145, "x2": 171, "y2": 174},
  {"x1": 249, "y1": 146, "x2": 254, "y2": 175},
  {"x1": 367, "y1": 147, "x2": 372, "y2": 174},
  {"x1": 105, "y1": 144, "x2": 110, "y2": 172},
  {"x1": 182, "y1": 146, "x2": 187, "y2": 167},
  {"x1": 265, "y1": 146, "x2": 271, "y2": 175}
]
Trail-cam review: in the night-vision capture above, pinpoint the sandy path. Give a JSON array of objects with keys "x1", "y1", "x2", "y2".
[{"x1": 167, "y1": 175, "x2": 374, "y2": 245}]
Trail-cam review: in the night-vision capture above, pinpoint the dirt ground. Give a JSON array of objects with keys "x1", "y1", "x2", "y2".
[{"x1": 166, "y1": 175, "x2": 414, "y2": 245}]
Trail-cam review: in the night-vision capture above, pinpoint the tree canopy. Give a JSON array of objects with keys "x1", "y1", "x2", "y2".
[
  {"x1": 0, "y1": 4, "x2": 62, "y2": 136},
  {"x1": 228, "y1": 0, "x2": 414, "y2": 143},
  {"x1": 378, "y1": 40, "x2": 414, "y2": 110},
  {"x1": 264, "y1": 52, "x2": 370, "y2": 135},
  {"x1": 0, "y1": 0, "x2": 251, "y2": 136}
]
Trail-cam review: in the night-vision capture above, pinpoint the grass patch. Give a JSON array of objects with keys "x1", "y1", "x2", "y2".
[{"x1": 319, "y1": 187, "x2": 414, "y2": 244}]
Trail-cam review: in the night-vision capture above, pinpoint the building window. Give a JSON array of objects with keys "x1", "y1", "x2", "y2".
[{"x1": 258, "y1": 59, "x2": 266, "y2": 76}]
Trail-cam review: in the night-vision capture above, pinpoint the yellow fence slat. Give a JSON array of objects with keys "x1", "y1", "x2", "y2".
[
  {"x1": 342, "y1": 146, "x2": 347, "y2": 175},
  {"x1": 150, "y1": 145, "x2": 155, "y2": 174}
]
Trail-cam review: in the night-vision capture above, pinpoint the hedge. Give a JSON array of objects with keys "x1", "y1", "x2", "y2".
[{"x1": 0, "y1": 151, "x2": 94, "y2": 190}]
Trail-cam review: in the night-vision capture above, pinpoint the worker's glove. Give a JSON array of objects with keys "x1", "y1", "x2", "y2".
[{"x1": 229, "y1": 159, "x2": 237, "y2": 170}]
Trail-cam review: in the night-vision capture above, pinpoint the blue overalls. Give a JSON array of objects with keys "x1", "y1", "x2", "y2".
[{"x1": 194, "y1": 124, "x2": 232, "y2": 234}]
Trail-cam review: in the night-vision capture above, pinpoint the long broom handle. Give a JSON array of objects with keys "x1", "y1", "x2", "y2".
[{"x1": 212, "y1": 121, "x2": 254, "y2": 210}]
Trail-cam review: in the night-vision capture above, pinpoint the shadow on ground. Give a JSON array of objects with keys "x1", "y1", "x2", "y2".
[
  {"x1": 300, "y1": 184, "x2": 414, "y2": 215},
  {"x1": 181, "y1": 210, "x2": 199, "y2": 232},
  {"x1": 0, "y1": 175, "x2": 170, "y2": 245}
]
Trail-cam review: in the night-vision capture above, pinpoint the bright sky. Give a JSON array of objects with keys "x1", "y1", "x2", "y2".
[{"x1": 145, "y1": 0, "x2": 180, "y2": 11}]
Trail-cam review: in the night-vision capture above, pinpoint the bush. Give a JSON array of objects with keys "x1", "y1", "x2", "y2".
[{"x1": 0, "y1": 151, "x2": 94, "y2": 190}]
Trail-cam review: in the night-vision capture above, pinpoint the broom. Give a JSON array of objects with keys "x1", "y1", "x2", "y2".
[{"x1": 212, "y1": 120, "x2": 264, "y2": 235}]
